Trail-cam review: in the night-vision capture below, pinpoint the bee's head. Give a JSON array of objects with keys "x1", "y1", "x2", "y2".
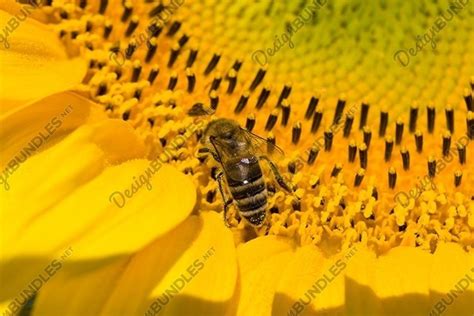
[{"x1": 202, "y1": 119, "x2": 246, "y2": 156}]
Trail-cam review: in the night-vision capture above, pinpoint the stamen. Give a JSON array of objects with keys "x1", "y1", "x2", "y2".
[
  {"x1": 79, "y1": 0, "x2": 87, "y2": 9},
  {"x1": 457, "y1": 143, "x2": 466, "y2": 164},
  {"x1": 167, "y1": 43, "x2": 180, "y2": 67},
  {"x1": 372, "y1": 187, "x2": 378, "y2": 200},
  {"x1": 234, "y1": 91, "x2": 249, "y2": 114},
  {"x1": 249, "y1": 67, "x2": 266, "y2": 91},
  {"x1": 363, "y1": 126, "x2": 372, "y2": 149},
  {"x1": 343, "y1": 113, "x2": 354, "y2": 137},
  {"x1": 415, "y1": 130, "x2": 423, "y2": 153},
  {"x1": 348, "y1": 140, "x2": 357, "y2": 162},
  {"x1": 305, "y1": 96, "x2": 319, "y2": 120},
  {"x1": 292, "y1": 122, "x2": 302, "y2": 144},
  {"x1": 206, "y1": 189, "x2": 216, "y2": 203},
  {"x1": 131, "y1": 61, "x2": 141, "y2": 82},
  {"x1": 395, "y1": 118, "x2": 404, "y2": 145},
  {"x1": 149, "y1": 3, "x2": 165, "y2": 17},
  {"x1": 454, "y1": 170, "x2": 462, "y2": 187},
  {"x1": 277, "y1": 84, "x2": 292, "y2": 107},
  {"x1": 256, "y1": 87, "x2": 270, "y2": 109},
  {"x1": 333, "y1": 97, "x2": 346, "y2": 125},
  {"x1": 324, "y1": 130, "x2": 333, "y2": 151},
  {"x1": 379, "y1": 110, "x2": 388, "y2": 137},
  {"x1": 178, "y1": 34, "x2": 189, "y2": 47},
  {"x1": 354, "y1": 168, "x2": 365, "y2": 187},
  {"x1": 227, "y1": 70, "x2": 237, "y2": 94},
  {"x1": 388, "y1": 167, "x2": 397, "y2": 189},
  {"x1": 125, "y1": 40, "x2": 137, "y2": 59},
  {"x1": 292, "y1": 199, "x2": 301, "y2": 211},
  {"x1": 409, "y1": 103, "x2": 418, "y2": 133},
  {"x1": 167, "y1": 72, "x2": 178, "y2": 90},
  {"x1": 400, "y1": 147, "x2": 410, "y2": 170},
  {"x1": 204, "y1": 53, "x2": 221, "y2": 75},
  {"x1": 265, "y1": 110, "x2": 278, "y2": 131},
  {"x1": 288, "y1": 161, "x2": 297, "y2": 174},
  {"x1": 445, "y1": 105, "x2": 454, "y2": 133},
  {"x1": 464, "y1": 88, "x2": 473, "y2": 111},
  {"x1": 125, "y1": 16, "x2": 139, "y2": 37},
  {"x1": 281, "y1": 100, "x2": 291, "y2": 126},
  {"x1": 442, "y1": 131, "x2": 451, "y2": 157},
  {"x1": 267, "y1": 133, "x2": 276, "y2": 153},
  {"x1": 467, "y1": 111, "x2": 474, "y2": 139},
  {"x1": 246, "y1": 114, "x2": 256, "y2": 132},
  {"x1": 428, "y1": 156, "x2": 436, "y2": 178},
  {"x1": 427, "y1": 104, "x2": 435, "y2": 133},
  {"x1": 210, "y1": 74, "x2": 222, "y2": 92},
  {"x1": 148, "y1": 21, "x2": 162, "y2": 38},
  {"x1": 359, "y1": 102, "x2": 369, "y2": 129},
  {"x1": 231, "y1": 60, "x2": 242, "y2": 72},
  {"x1": 359, "y1": 143, "x2": 368, "y2": 169},
  {"x1": 210, "y1": 90, "x2": 219, "y2": 110},
  {"x1": 97, "y1": 82, "x2": 107, "y2": 96},
  {"x1": 311, "y1": 109, "x2": 323, "y2": 133},
  {"x1": 103, "y1": 22, "x2": 113, "y2": 39},
  {"x1": 166, "y1": 21, "x2": 182, "y2": 36},
  {"x1": 121, "y1": 1, "x2": 133, "y2": 22},
  {"x1": 331, "y1": 163, "x2": 342, "y2": 177},
  {"x1": 384, "y1": 136, "x2": 394, "y2": 162},
  {"x1": 307, "y1": 146, "x2": 319, "y2": 165},
  {"x1": 186, "y1": 68, "x2": 195, "y2": 93},
  {"x1": 186, "y1": 49, "x2": 198, "y2": 68},
  {"x1": 148, "y1": 65, "x2": 159, "y2": 84}
]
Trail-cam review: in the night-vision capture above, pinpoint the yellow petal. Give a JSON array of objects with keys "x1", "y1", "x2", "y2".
[
  {"x1": 235, "y1": 236, "x2": 295, "y2": 316},
  {"x1": 32, "y1": 212, "x2": 236, "y2": 316},
  {"x1": 0, "y1": 9, "x2": 86, "y2": 112},
  {"x1": 429, "y1": 243, "x2": 474, "y2": 316},
  {"x1": 0, "y1": 0, "x2": 48, "y2": 23},
  {"x1": 0, "y1": 91, "x2": 106, "y2": 170}
]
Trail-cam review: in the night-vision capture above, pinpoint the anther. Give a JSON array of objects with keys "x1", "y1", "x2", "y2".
[
  {"x1": 167, "y1": 43, "x2": 180, "y2": 67},
  {"x1": 415, "y1": 130, "x2": 423, "y2": 153},
  {"x1": 166, "y1": 21, "x2": 182, "y2": 36},
  {"x1": 305, "y1": 96, "x2": 319, "y2": 120},
  {"x1": 210, "y1": 74, "x2": 222, "y2": 92},
  {"x1": 265, "y1": 110, "x2": 278, "y2": 131},
  {"x1": 121, "y1": 1, "x2": 133, "y2": 22},
  {"x1": 204, "y1": 53, "x2": 221, "y2": 75},
  {"x1": 134, "y1": 89, "x2": 142, "y2": 100},
  {"x1": 442, "y1": 131, "x2": 451, "y2": 157},
  {"x1": 311, "y1": 109, "x2": 323, "y2": 133},
  {"x1": 234, "y1": 92, "x2": 249, "y2": 114},
  {"x1": 427, "y1": 104, "x2": 436, "y2": 133},
  {"x1": 256, "y1": 87, "x2": 270, "y2": 109},
  {"x1": 103, "y1": 22, "x2": 113, "y2": 39},
  {"x1": 85, "y1": 21, "x2": 93, "y2": 32},
  {"x1": 348, "y1": 140, "x2": 357, "y2": 162},
  {"x1": 231, "y1": 60, "x2": 242, "y2": 72},
  {"x1": 277, "y1": 84, "x2": 292, "y2": 107},
  {"x1": 79, "y1": 0, "x2": 87, "y2": 9},
  {"x1": 384, "y1": 136, "x2": 394, "y2": 162},
  {"x1": 467, "y1": 111, "x2": 474, "y2": 139},
  {"x1": 363, "y1": 126, "x2": 372, "y2": 149},
  {"x1": 395, "y1": 118, "x2": 404, "y2": 145},
  {"x1": 372, "y1": 187, "x2": 378, "y2": 200},
  {"x1": 464, "y1": 88, "x2": 473, "y2": 111},
  {"x1": 122, "y1": 110, "x2": 130, "y2": 121},
  {"x1": 292, "y1": 122, "x2": 302, "y2": 144},
  {"x1": 149, "y1": 3, "x2": 165, "y2": 17},
  {"x1": 281, "y1": 100, "x2": 291, "y2": 126},
  {"x1": 379, "y1": 110, "x2": 388, "y2": 137},
  {"x1": 267, "y1": 133, "x2": 276, "y2": 153},
  {"x1": 249, "y1": 67, "x2": 266, "y2": 91},
  {"x1": 359, "y1": 143, "x2": 368, "y2": 169},
  {"x1": 167, "y1": 72, "x2": 178, "y2": 90},
  {"x1": 226, "y1": 70, "x2": 237, "y2": 94},
  {"x1": 148, "y1": 65, "x2": 159, "y2": 84},
  {"x1": 343, "y1": 113, "x2": 354, "y2": 137},
  {"x1": 388, "y1": 167, "x2": 397, "y2": 189},
  {"x1": 288, "y1": 161, "x2": 297, "y2": 174},
  {"x1": 131, "y1": 61, "x2": 141, "y2": 82},
  {"x1": 246, "y1": 114, "x2": 256, "y2": 132},
  {"x1": 97, "y1": 82, "x2": 107, "y2": 96},
  {"x1": 409, "y1": 103, "x2": 418, "y2": 133},
  {"x1": 400, "y1": 147, "x2": 410, "y2": 170},
  {"x1": 454, "y1": 170, "x2": 462, "y2": 187},
  {"x1": 292, "y1": 199, "x2": 301, "y2": 211},
  {"x1": 186, "y1": 68, "x2": 196, "y2": 93},
  {"x1": 359, "y1": 102, "x2": 369, "y2": 129},
  {"x1": 125, "y1": 41, "x2": 137, "y2": 59},
  {"x1": 428, "y1": 156, "x2": 436, "y2": 178},
  {"x1": 331, "y1": 163, "x2": 342, "y2": 177},
  {"x1": 148, "y1": 22, "x2": 162, "y2": 38},
  {"x1": 307, "y1": 146, "x2": 319, "y2": 165},
  {"x1": 457, "y1": 143, "x2": 466, "y2": 164},
  {"x1": 186, "y1": 49, "x2": 198, "y2": 68},
  {"x1": 354, "y1": 168, "x2": 365, "y2": 187},
  {"x1": 210, "y1": 90, "x2": 219, "y2": 110},
  {"x1": 324, "y1": 130, "x2": 333, "y2": 151},
  {"x1": 445, "y1": 105, "x2": 454, "y2": 133},
  {"x1": 333, "y1": 97, "x2": 346, "y2": 125},
  {"x1": 125, "y1": 16, "x2": 139, "y2": 37},
  {"x1": 178, "y1": 34, "x2": 189, "y2": 47},
  {"x1": 206, "y1": 190, "x2": 216, "y2": 203}
]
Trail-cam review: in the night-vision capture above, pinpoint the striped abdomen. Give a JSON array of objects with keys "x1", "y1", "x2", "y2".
[{"x1": 224, "y1": 156, "x2": 267, "y2": 226}]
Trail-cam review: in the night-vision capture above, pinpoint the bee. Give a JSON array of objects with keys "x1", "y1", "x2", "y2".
[{"x1": 195, "y1": 116, "x2": 293, "y2": 227}]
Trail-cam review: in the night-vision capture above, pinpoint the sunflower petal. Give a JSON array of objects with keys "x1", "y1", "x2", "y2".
[
  {"x1": 32, "y1": 212, "x2": 236, "y2": 316},
  {"x1": 0, "y1": 9, "x2": 86, "y2": 112}
]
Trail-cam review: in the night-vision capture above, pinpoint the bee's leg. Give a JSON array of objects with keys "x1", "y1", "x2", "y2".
[
  {"x1": 259, "y1": 155, "x2": 294, "y2": 193},
  {"x1": 216, "y1": 170, "x2": 233, "y2": 227}
]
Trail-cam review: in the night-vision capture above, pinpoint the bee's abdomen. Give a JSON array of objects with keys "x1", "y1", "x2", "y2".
[{"x1": 229, "y1": 177, "x2": 267, "y2": 226}]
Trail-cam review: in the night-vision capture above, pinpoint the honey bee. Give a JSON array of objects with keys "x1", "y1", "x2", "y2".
[{"x1": 193, "y1": 112, "x2": 293, "y2": 227}]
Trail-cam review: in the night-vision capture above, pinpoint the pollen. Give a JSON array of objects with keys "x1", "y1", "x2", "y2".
[{"x1": 35, "y1": 0, "x2": 474, "y2": 255}]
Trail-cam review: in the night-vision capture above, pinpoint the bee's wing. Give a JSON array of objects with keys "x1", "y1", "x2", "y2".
[
  {"x1": 240, "y1": 128, "x2": 285, "y2": 161},
  {"x1": 187, "y1": 103, "x2": 215, "y2": 116}
]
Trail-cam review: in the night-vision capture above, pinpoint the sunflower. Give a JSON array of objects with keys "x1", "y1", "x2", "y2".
[{"x1": 0, "y1": 0, "x2": 473, "y2": 315}]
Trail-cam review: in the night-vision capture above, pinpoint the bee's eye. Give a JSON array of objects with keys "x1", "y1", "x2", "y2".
[{"x1": 222, "y1": 131, "x2": 232, "y2": 139}]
